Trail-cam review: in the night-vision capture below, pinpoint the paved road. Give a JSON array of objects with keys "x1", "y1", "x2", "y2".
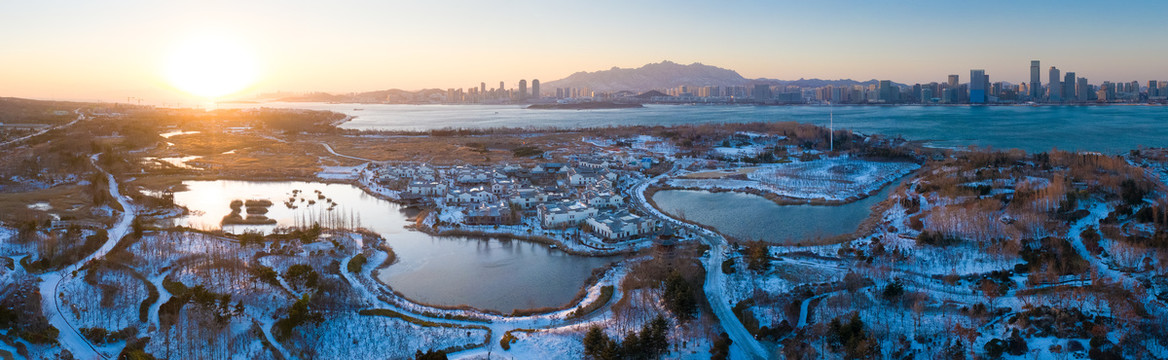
[
  {"x1": 0, "y1": 110, "x2": 84, "y2": 148},
  {"x1": 37, "y1": 155, "x2": 136, "y2": 359},
  {"x1": 630, "y1": 170, "x2": 770, "y2": 360}
]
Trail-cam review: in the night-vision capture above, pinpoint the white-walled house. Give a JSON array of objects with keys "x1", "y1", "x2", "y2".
[
  {"x1": 582, "y1": 190, "x2": 624, "y2": 208},
  {"x1": 537, "y1": 201, "x2": 597, "y2": 228},
  {"x1": 509, "y1": 188, "x2": 547, "y2": 209},
  {"x1": 446, "y1": 188, "x2": 497, "y2": 204},
  {"x1": 406, "y1": 181, "x2": 447, "y2": 196},
  {"x1": 586, "y1": 210, "x2": 656, "y2": 240}
]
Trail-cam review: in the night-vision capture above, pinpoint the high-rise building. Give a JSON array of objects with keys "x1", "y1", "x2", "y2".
[
  {"x1": 1063, "y1": 73, "x2": 1076, "y2": 101},
  {"x1": 1030, "y1": 60, "x2": 1041, "y2": 99},
  {"x1": 878, "y1": 80, "x2": 896, "y2": 103},
  {"x1": 947, "y1": 75, "x2": 959, "y2": 88},
  {"x1": 752, "y1": 84, "x2": 772, "y2": 101},
  {"x1": 1048, "y1": 67, "x2": 1061, "y2": 102},
  {"x1": 531, "y1": 79, "x2": 540, "y2": 100},
  {"x1": 480, "y1": 82, "x2": 486, "y2": 94},
  {"x1": 1077, "y1": 77, "x2": 1089, "y2": 101},
  {"x1": 969, "y1": 69, "x2": 987, "y2": 104},
  {"x1": 499, "y1": 81, "x2": 505, "y2": 92},
  {"x1": 517, "y1": 79, "x2": 527, "y2": 100},
  {"x1": 1150, "y1": 80, "x2": 1160, "y2": 97}
]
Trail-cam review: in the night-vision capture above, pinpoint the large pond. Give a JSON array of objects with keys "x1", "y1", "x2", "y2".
[
  {"x1": 650, "y1": 179, "x2": 901, "y2": 244},
  {"x1": 172, "y1": 180, "x2": 615, "y2": 313}
]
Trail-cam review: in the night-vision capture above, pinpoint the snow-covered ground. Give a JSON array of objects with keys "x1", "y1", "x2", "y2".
[{"x1": 668, "y1": 157, "x2": 919, "y2": 202}]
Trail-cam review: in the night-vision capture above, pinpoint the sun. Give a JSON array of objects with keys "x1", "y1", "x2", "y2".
[{"x1": 165, "y1": 33, "x2": 259, "y2": 99}]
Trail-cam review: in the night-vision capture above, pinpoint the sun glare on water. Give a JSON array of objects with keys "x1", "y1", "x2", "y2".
[{"x1": 165, "y1": 33, "x2": 259, "y2": 99}]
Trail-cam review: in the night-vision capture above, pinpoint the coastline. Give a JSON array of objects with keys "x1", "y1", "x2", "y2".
[{"x1": 247, "y1": 99, "x2": 1167, "y2": 108}]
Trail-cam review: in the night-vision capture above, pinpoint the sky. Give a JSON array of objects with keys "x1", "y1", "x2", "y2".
[{"x1": 2, "y1": 0, "x2": 1166, "y2": 103}]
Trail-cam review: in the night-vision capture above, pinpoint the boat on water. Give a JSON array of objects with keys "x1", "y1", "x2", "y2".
[{"x1": 353, "y1": 108, "x2": 364, "y2": 111}]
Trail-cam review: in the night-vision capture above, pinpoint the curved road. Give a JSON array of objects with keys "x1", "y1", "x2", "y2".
[
  {"x1": 630, "y1": 170, "x2": 770, "y2": 360},
  {"x1": 36, "y1": 155, "x2": 135, "y2": 359},
  {"x1": 0, "y1": 110, "x2": 85, "y2": 149}
]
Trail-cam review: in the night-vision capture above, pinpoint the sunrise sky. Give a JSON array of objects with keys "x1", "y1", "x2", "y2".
[{"x1": 2, "y1": 0, "x2": 1166, "y2": 103}]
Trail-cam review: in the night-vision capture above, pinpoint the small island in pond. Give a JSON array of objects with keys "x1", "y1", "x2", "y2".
[{"x1": 526, "y1": 102, "x2": 644, "y2": 110}]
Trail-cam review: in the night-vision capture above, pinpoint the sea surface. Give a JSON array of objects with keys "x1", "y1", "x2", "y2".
[{"x1": 222, "y1": 102, "x2": 1168, "y2": 154}]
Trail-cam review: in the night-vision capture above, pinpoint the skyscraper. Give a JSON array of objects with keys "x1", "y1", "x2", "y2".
[
  {"x1": 1150, "y1": 80, "x2": 1160, "y2": 97},
  {"x1": 518, "y1": 79, "x2": 527, "y2": 100},
  {"x1": 1048, "y1": 67, "x2": 1061, "y2": 102},
  {"x1": 878, "y1": 80, "x2": 896, "y2": 103},
  {"x1": 1030, "y1": 60, "x2": 1041, "y2": 99},
  {"x1": 480, "y1": 82, "x2": 486, "y2": 94},
  {"x1": 947, "y1": 75, "x2": 959, "y2": 88},
  {"x1": 499, "y1": 81, "x2": 505, "y2": 92},
  {"x1": 531, "y1": 79, "x2": 540, "y2": 100},
  {"x1": 969, "y1": 69, "x2": 987, "y2": 104},
  {"x1": 1063, "y1": 72, "x2": 1076, "y2": 101},
  {"x1": 1077, "y1": 77, "x2": 1089, "y2": 101}
]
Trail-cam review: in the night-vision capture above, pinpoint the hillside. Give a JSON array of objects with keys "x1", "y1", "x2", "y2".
[{"x1": 542, "y1": 61, "x2": 749, "y2": 92}]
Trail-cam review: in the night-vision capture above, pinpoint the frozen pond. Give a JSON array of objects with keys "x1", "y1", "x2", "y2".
[
  {"x1": 651, "y1": 178, "x2": 901, "y2": 243},
  {"x1": 171, "y1": 180, "x2": 616, "y2": 313}
]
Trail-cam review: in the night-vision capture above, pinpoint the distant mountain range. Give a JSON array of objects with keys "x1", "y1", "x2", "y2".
[
  {"x1": 543, "y1": 61, "x2": 748, "y2": 92},
  {"x1": 544, "y1": 61, "x2": 904, "y2": 91},
  {"x1": 260, "y1": 61, "x2": 906, "y2": 102}
]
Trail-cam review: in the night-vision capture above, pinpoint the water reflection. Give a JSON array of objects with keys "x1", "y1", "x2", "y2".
[
  {"x1": 171, "y1": 180, "x2": 616, "y2": 312},
  {"x1": 651, "y1": 179, "x2": 900, "y2": 244}
]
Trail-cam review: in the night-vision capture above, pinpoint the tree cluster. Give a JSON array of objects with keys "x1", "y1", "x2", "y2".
[
  {"x1": 661, "y1": 271, "x2": 697, "y2": 321},
  {"x1": 826, "y1": 312, "x2": 880, "y2": 359},
  {"x1": 583, "y1": 315, "x2": 670, "y2": 360}
]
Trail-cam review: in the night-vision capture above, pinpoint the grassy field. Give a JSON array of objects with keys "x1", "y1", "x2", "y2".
[
  {"x1": 681, "y1": 167, "x2": 759, "y2": 179},
  {"x1": 0, "y1": 185, "x2": 108, "y2": 223}
]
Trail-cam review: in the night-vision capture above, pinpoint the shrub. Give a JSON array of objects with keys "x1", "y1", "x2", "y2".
[
  {"x1": 882, "y1": 279, "x2": 905, "y2": 300},
  {"x1": 348, "y1": 253, "x2": 367, "y2": 273},
  {"x1": 710, "y1": 332, "x2": 732, "y2": 360}
]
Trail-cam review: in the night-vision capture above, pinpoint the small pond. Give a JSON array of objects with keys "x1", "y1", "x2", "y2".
[{"x1": 650, "y1": 179, "x2": 902, "y2": 243}]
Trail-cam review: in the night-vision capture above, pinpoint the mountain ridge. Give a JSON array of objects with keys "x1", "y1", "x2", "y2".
[{"x1": 259, "y1": 61, "x2": 909, "y2": 102}]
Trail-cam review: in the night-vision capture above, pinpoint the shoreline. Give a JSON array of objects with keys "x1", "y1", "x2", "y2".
[
  {"x1": 242, "y1": 100, "x2": 1168, "y2": 108},
  {"x1": 368, "y1": 242, "x2": 625, "y2": 317}
]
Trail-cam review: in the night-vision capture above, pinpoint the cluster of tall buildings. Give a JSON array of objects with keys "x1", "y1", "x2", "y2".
[
  {"x1": 1021, "y1": 60, "x2": 1165, "y2": 103},
  {"x1": 818, "y1": 60, "x2": 1167, "y2": 105},
  {"x1": 435, "y1": 60, "x2": 1166, "y2": 105},
  {"x1": 443, "y1": 79, "x2": 614, "y2": 104},
  {"x1": 769, "y1": 60, "x2": 1167, "y2": 105},
  {"x1": 443, "y1": 79, "x2": 552, "y2": 103}
]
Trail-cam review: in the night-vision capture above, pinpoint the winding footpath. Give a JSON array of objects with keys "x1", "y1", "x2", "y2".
[
  {"x1": 36, "y1": 155, "x2": 135, "y2": 359},
  {"x1": 320, "y1": 143, "x2": 377, "y2": 163}
]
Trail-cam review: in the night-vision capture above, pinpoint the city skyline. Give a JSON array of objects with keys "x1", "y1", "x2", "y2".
[{"x1": 2, "y1": 0, "x2": 1168, "y2": 103}]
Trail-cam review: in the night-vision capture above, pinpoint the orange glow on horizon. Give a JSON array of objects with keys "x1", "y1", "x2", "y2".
[{"x1": 164, "y1": 32, "x2": 260, "y2": 99}]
